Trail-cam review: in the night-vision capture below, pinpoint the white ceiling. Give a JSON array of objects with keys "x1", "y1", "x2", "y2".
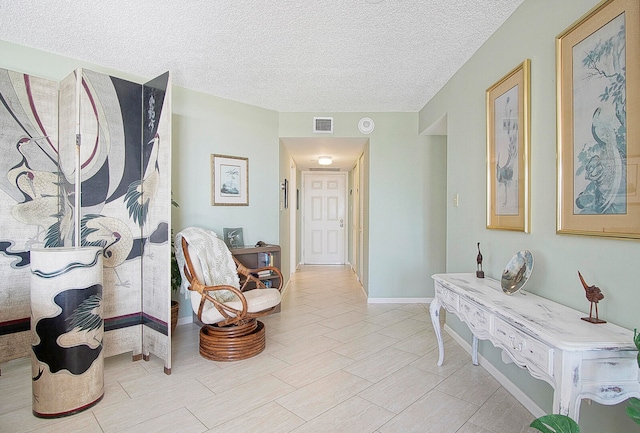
[
  {"x1": 0, "y1": 0, "x2": 523, "y2": 170},
  {"x1": 0, "y1": 0, "x2": 522, "y2": 113}
]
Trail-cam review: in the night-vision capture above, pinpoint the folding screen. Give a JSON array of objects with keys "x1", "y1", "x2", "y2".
[{"x1": 0, "y1": 67, "x2": 172, "y2": 374}]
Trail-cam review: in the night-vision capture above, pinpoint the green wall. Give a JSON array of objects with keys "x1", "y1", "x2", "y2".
[
  {"x1": 279, "y1": 112, "x2": 447, "y2": 300},
  {"x1": 419, "y1": 1, "x2": 639, "y2": 431}
]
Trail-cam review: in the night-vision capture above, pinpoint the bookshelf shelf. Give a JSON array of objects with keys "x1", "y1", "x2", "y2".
[{"x1": 230, "y1": 245, "x2": 281, "y2": 290}]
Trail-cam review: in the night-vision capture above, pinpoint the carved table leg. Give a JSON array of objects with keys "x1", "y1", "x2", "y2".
[
  {"x1": 472, "y1": 335, "x2": 479, "y2": 366},
  {"x1": 554, "y1": 351, "x2": 583, "y2": 422},
  {"x1": 429, "y1": 298, "x2": 445, "y2": 366}
]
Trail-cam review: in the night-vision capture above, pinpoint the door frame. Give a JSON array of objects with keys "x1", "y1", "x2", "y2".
[{"x1": 301, "y1": 171, "x2": 348, "y2": 265}]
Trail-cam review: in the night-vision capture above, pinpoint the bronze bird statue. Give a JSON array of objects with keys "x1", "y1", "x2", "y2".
[
  {"x1": 476, "y1": 242, "x2": 484, "y2": 278},
  {"x1": 578, "y1": 271, "x2": 606, "y2": 324}
]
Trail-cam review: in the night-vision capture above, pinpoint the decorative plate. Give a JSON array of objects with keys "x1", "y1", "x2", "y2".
[{"x1": 501, "y1": 250, "x2": 533, "y2": 295}]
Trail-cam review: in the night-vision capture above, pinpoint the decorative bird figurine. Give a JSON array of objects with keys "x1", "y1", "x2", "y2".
[
  {"x1": 476, "y1": 242, "x2": 484, "y2": 278},
  {"x1": 578, "y1": 271, "x2": 606, "y2": 324}
]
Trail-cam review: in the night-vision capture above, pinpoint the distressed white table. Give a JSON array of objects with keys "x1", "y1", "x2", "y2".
[{"x1": 430, "y1": 273, "x2": 639, "y2": 421}]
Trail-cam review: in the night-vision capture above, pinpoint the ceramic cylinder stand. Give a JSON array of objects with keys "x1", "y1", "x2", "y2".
[{"x1": 30, "y1": 247, "x2": 104, "y2": 418}]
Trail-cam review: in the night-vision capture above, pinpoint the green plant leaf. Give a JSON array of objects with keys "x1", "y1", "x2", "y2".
[
  {"x1": 530, "y1": 414, "x2": 580, "y2": 433},
  {"x1": 627, "y1": 397, "x2": 640, "y2": 425}
]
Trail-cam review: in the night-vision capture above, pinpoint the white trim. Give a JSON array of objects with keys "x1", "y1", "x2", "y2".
[
  {"x1": 443, "y1": 324, "x2": 546, "y2": 419},
  {"x1": 177, "y1": 315, "x2": 193, "y2": 326},
  {"x1": 280, "y1": 278, "x2": 292, "y2": 297},
  {"x1": 368, "y1": 297, "x2": 433, "y2": 304}
]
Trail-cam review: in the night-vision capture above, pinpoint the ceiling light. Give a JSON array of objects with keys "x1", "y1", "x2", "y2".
[{"x1": 318, "y1": 156, "x2": 332, "y2": 166}]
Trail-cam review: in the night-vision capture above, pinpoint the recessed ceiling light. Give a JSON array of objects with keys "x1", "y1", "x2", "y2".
[{"x1": 318, "y1": 156, "x2": 332, "y2": 165}]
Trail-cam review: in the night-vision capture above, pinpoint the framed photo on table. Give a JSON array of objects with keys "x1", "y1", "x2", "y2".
[
  {"x1": 486, "y1": 59, "x2": 531, "y2": 232},
  {"x1": 211, "y1": 154, "x2": 248, "y2": 206},
  {"x1": 557, "y1": 0, "x2": 640, "y2": 238}
]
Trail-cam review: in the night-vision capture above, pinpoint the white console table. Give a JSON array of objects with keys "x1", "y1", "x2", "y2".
[{"x1": 430, "y1": 273, "x2": 639, "y2": 421}]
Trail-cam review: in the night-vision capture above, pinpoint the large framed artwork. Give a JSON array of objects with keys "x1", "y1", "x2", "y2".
[
  {"x1": 211, "y1": 154, "x2": 249, "y2": 206},
  {"x1": 557, "y1": 0, "x2": 639, "y2": 238},
  {"x1": 486, "y1": 59, "x2": 531, "y2": 232}
]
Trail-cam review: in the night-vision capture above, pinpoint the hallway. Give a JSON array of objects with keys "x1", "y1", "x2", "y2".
[{"x1": 0, "y1": 265, "x2": 537, "y2": 432}]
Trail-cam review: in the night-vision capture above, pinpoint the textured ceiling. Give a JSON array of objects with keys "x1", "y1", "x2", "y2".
[{"x1": 0, "y1": 0, "x2": 523, "y2": 113}]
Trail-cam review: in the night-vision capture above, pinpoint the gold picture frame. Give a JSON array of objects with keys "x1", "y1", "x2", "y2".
[
  {"x1": 557, "y1": 0, "x2": 640, "y2": 238},
  {"x1": 211, "y1": 154, "x2": 249, "y2": 206},
  {"x1": 486, "y1": 59, "x2": 531, "y2": 232}
]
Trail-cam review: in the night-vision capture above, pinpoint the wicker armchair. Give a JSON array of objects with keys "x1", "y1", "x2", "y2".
[{"x1": 175, "y1": 227, "x2": 282, "y2": 361}]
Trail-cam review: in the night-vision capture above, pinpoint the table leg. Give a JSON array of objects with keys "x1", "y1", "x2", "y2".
[
  {"x1": 429, "y1": 298, "x2": 445, "y2": 366},
  {"x1": 472, "y1": 335, "x2": 479, "y2": 366}
]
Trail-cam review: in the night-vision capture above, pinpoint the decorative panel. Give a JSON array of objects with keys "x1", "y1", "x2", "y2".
[
  {"x1": 0, "y1": 69, "x2": 59, "y2": 364},
  {"x1": 0, "y1": 67, "x2": 171, "y2": 373},
  {"x1": 327, "y1": 196, "x2": 338, "y2": 221},
  {"x1": 311, "y1": 230, "x2": 322, "y2": 254},
  {"x1": 327, "y1": 230, "x2": 338, "y2": 254},
  {"x1": 311, "y1": 196, "x2": 322, "y2": 220}
]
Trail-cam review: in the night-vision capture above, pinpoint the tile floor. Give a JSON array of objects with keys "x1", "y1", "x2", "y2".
[{"x1": 0, "y1": 265, "x2": 538, "y2": 432}]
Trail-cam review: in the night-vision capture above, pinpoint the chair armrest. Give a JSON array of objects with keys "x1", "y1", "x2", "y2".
[
  {"x1": 234, "y1": 258, "x2": 284, "y2": 292},
  {"x1": 192, "y1": 281, "x2": 249, "y2": 325}
]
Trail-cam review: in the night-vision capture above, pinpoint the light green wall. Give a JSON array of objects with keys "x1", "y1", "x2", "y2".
[
  {"x1": 279, "y1": 112, "x2": 447, "y2": 299},
  {"x1": 419, "y1": 1, "x2": 639, "y2": 431},
  {"x1": 170, "y1": 89, "x2": 281, "y2": 317}
]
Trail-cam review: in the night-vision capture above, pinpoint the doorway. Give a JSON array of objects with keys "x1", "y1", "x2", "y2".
[{"x1": 302, "y1": 172, "x2": 347, "y2": 264}]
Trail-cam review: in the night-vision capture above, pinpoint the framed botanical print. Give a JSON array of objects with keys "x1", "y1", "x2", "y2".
[
  {"x1": 557, "y1": 0, "x2": 640, "y2": 238},
  {"x1": 211, "y1": 154, "x2": 249, "y2": 206},
  {"x1": 486, "y1": 59, "x2": 531, "y2": 232}
]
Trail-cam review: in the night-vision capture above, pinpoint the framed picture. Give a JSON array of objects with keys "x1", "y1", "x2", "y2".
[
  {"x1": 223, "y1": 227, "x2": 244, "y2": 249},
  {"x1": 486, "y1": 59, "x2": 531, "y2": 232},
  {"x1": 282, "y1": 178, "x2": 289, "y2": 209},
  {"x1": 211, "y1": 154, "x2": 248, "y2": 206},
  {"x1": 557, "y1": 0, "x2": 639, "y2": 238}
]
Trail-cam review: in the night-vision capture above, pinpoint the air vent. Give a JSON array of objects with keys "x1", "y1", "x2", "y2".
[
  {"x1": 313, "y1": 117, "x2": 333, "y2": 133},
  {"x1": 309, "y1": 167, "x2": 341, "y2": 172}
]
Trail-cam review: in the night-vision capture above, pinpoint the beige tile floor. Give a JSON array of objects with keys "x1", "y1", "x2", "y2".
[{"x1": 0, "y1": 265, "x2": 538, "y2": 433}]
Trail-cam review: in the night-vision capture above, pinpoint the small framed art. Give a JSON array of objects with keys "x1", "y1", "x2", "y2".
[{"x1": 211, "y1": 154, "x2": 248, "y2": 206}]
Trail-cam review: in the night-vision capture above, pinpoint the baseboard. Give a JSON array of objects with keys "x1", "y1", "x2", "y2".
[
  {"x1": 281, "y1": 278, "x2": 291, "y2": 297},
  {"x1": 443, "y1": 324, "x2": 546, "y2": 418},
  {"x1": 368, "y1": 297, "x2": 433, "y2": 304},
  {"x1": 177, "y1": 315, "x2": 193, "y2": 326}
]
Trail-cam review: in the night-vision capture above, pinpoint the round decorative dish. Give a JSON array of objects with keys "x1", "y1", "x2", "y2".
[{"x1": 501, "y1": 250, "x2": 533, "y2": 295}]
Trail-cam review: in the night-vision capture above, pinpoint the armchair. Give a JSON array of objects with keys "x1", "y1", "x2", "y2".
[{"x1": 174, "y1": 227, "x2": 282, "y2": 361}]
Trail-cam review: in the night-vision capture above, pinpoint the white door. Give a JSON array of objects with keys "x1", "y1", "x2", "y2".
[{"x1": 303, "y1": 172, "x2": 346, "y2": 264}]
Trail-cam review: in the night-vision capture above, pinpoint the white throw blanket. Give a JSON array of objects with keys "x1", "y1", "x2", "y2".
[{"x1": 174, "y1": 227, "x2": 239, "y2": 302}]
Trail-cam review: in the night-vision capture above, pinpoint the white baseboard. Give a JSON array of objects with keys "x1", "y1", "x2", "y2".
[
  {"x1": 281, "y1": 278, "x2": 291, "y2": 297},
  {"x1": 177, "y1": 315, "x2": 193, "y2": 326},
  {"x1": 443, "y1": 324, "x2": 546, "y2": 418},
  {"x1": 368, "y1": 297, "x2": 433, "y2": 304}
]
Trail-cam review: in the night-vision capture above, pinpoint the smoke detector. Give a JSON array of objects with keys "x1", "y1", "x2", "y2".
[{"x1": 358, "y1": 117, "x2": 375, "y2": 134}]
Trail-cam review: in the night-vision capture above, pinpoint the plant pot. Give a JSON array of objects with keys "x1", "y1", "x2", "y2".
[{"x1": 170, "y1": 300, "x2": 179, "y2": 335}]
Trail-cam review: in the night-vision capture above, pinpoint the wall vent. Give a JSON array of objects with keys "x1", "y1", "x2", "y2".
[
  {"x1": 308, "y1": 167, "x2": 341, "y2": 172},
  {"x1": 313, "y1": 117, "x2": 333, "y2": 133}
]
